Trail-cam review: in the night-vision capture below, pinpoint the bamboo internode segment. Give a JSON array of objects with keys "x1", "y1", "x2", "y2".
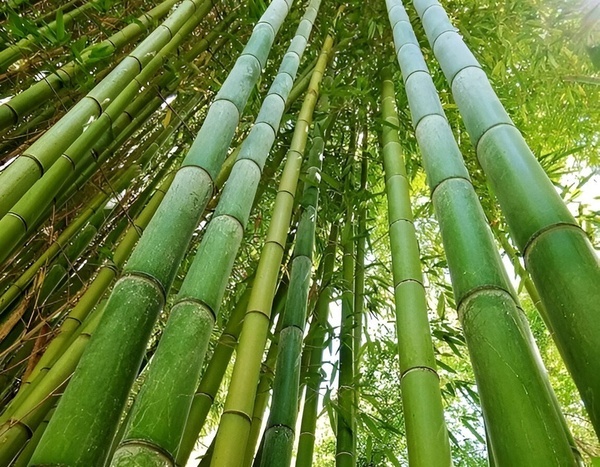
[
  {"x1": 387, "y1": 0, "x2": 580, "y2": 464},
  {"x1": 410, "y1": 0, "x2": 600, "y2": 437},
  {"x1": 211, "y1": 32, "x2": 334, "y2": 467},
  {"x1": 380, "y1": 66, "x2": 452, "y2": 467},
  {"x1": 176, "y1": 285, "x2": 253, "y2": 466},
  {"x1": 0, "y1": 0, "x2": 214, "y2": 226},
  {"x1": 0, "y1": 0, "x2": 180, "y2": 132},
  {"x1": 28, "y1": 0, "x2": 291, "y2": 462}
]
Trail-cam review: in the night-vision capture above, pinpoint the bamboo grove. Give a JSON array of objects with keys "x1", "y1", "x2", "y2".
[{"x1": 0, "y1": 0, "x2": 597, "y2": 465}]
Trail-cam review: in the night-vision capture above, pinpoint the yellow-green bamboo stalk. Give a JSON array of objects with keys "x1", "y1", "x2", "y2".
[
  {"x1": 210, "y1": 34, "x2": 335, "y2": 467},
  {"x1": 380, "y1": 66, "x2": 452, "y2": 466}
]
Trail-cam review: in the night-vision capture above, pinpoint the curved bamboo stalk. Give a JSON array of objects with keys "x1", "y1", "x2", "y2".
[
  {"x1": 0, "y1": 0, "x2": 214, "y2": 224},
  {"x1": 0, "y1": 0, "x2": 180, "y2": 131},
  {"x1": 29, "y1": 1, "x2": 293, "y2": 464},
  {"x1": 387, "y1": 1, "x2": 580, "y2": 464},
  {"x1": 411, "y1": 0, "x2": 600, "y2": 435},
  {"x1": 210, "y1": 32, "x2": 334, "y2": 466}
]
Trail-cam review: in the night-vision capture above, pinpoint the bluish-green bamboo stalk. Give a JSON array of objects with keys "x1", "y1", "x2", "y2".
[
  {"x1": 28, "y1": 1, "x2": 294, "y2": 465},
  {"x1": 110, "y1": 3, "x2": 321, "y2": 465},
  {"x1": 410, "y1": 0, "x2": 600, "y2": 435},
  {"x1": 386, "y1": 1, "x2": 580, "y2": 463}
]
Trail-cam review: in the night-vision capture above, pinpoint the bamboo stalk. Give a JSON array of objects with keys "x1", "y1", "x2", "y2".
[
  {"x1": 386, "y1": 1, "x2": 580, "y2": 463},
  {"x1": 111, "y1": 2, "x2": 322, "y2": 465},
  {"x1": 29, "y1": 1, "x2": 293, "y2": 464},
  {"x1": 210, "y1": 32, "x2": 334, "y2": 467},
  {"x1": 336, "y1": 204, "x2": 355, "y2": 467},
  {"x1": 259, "y1": 115, "x2": 326, "y2": 466},
  {"x1": 380, "y1": 65, "x2": 452, "y2": 466},
  {"x1": 411, "y1": 0, "x2": 600, "y2": 436}
]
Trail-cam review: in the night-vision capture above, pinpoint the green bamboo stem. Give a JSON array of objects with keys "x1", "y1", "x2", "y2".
[
  {"x1": 411, "y1": 0, "x2": 600, "y2": 435},
  {"x1": 295, "y1": 225, "x2": 338, "y2": 467},
  {"x1": 11, "y1": 407, "x2": 54, "y2": 467},
  {"x1": 0, "y1": 0, "x2": 99, "y2": 72},
  {"x1": 387, "y1": 2, "x2": 579, "y2": 463},
  {"x1": 0, "y1": 0, "x2": 214, "y2": 224},
  {"x1": 111, "y1": 3, "x2": 321, "y2": 465},
  {"x1": 0, "y1": 0, "x2": 180, "y2": 131},
  {"x1": 380, "y1": 66, "x2": 452, "y2": 466},
  {"x1": 259, "y1": 118, "x2": 325, "y2": 467},
  {"x1": 243, "y1": 285, "x2": 289, "y2": 467},
  {"x1": 0, "y1": 5, "x2": 215, "y2": 263},
  {"x1": 29, "y1": 0, "x2": 292, "y2": 464},
  {"x1": 0, "y1": 305, "x2": 105, "y2": 465},
  {"x1": 0, "y1": 162, "x2": 141, "y2": 316},
  {"x1": 244, "y1": 337, "x2": 279, "y2": 467},
  {"x1": 175, "y1": 286, "x2": 252, "y2": 466},
  {"x1": 209, "y1": 33, "x2": 334, "y2": 467},
  {"x1": 353, "y1": 129, "x2": 367, "y2": 387},
  {"x1": 336, "y1": 206, "x2": 355, "y2": 467}
]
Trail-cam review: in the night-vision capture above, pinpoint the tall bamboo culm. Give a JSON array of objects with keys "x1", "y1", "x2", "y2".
[
  {"x1": 380, "y1": 66, "x2": 452, "y2": 466},
  {"x1": 28, "y1": 0, "x2": 294, "y2": 463},
  {"x1": 110, "y1": 2, "x2": 323, "y2": 465},
  {"x1": 259, "y1": 118, "x2": 326, "y2": 466},
  {"x1": 411, "y1": 0, "x2": 600, "y2": 435},
  {"x1": 210, "y1": 33, "x2": 335, "y2": 467},
  {"x1": 295, "y1": 225, "x2": 338, "y2": 467},
  {"x1": 386, "y1": 1, "x2": 579, "y2": 464}
]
